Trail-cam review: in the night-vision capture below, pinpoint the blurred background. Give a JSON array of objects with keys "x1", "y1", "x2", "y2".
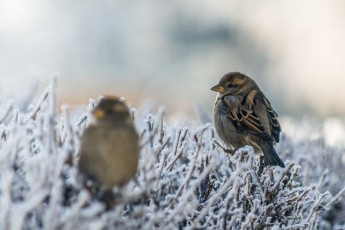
[{"x1": 1, "y1": 0, "x2": 345, "y2": 118}]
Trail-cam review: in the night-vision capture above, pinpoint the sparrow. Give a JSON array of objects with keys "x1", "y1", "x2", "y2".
[
  {"x1": 78, "y1": 96, "x2": 140, "y2": 193},
  {"x1": 211, "y1": 72, "x2": 285, "y2": 168}
]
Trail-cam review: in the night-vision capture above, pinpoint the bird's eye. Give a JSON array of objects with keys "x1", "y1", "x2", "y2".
[{"x1": 227, "y1": 83, "x2": 235, "y2": 88}]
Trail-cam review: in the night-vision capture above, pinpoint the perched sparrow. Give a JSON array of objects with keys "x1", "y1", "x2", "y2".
[
  {"x1": 211, "y1": 72, "x2": 285, "y2": 168},
  {"x1": 78, "y1": 97, "x2": 139, "y2": 192}
]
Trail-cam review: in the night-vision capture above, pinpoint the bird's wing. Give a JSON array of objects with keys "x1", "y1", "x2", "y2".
[
  {"x1": 262, "y1": 96, "x2": 281, "y2": 143},
  {"x1": 78, "y1": 125, "x2": 107, "y2": 173},
  {"x1": 223, "y1": 90, "x2": 280, "y2": 142}
]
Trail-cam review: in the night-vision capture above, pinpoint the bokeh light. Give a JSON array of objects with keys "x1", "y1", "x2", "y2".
[{"x1": 1, "y1": 0, "x2": 345, "y2": 117}]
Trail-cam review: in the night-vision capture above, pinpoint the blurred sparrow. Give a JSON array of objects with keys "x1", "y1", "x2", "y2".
[
  {"x1": 211, "y1": 72, "x2": 285, "y2": 168},
  {"x1": 78, "y1": 96, "x2": 139, "y2": 193}
]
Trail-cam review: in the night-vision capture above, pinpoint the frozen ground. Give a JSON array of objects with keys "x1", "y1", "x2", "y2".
[{"x1": 0, "y1": 84, "x2": 344, "y2": 229}]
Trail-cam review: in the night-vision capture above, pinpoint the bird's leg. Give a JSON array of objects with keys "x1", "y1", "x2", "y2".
[
  {"x1": 84, "y1": 177, "x2": 98, "y2": 195},
  {"x1": 224, "y1": 148, "x2": 236, "y2": 155},
  {"x1": 99, "y1": 189, "x2": 116, "y2": 210},
  {"x1": 213, "y1": 139, "x2": 236, "y2": 155},
  {"x1": 112, "y1": 186, "x2": 127, "y2": 204},
  {"x1": 258, "y1": 155, "x2": 265, "y2": 177}
]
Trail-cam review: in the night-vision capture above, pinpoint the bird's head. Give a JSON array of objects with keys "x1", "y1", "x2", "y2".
[
  {"x1": 92, "y1": 96, "x2": 131, "y2": 122},
  {"x1": 211, "y1": 72, "x2": 257, "y2": 96}
]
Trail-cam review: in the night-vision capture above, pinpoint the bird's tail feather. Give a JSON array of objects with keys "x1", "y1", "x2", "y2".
[{"x1": 264, "y1": 144, "x2": 285, "y2": 168}]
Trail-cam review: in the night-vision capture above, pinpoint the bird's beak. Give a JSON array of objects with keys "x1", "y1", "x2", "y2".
[
  {"x1": 211, "y1": 84, "x2": 225, "y2": 93},
  {"x1": 92, "y1": 108, "x2": 105, "y2": 119}
]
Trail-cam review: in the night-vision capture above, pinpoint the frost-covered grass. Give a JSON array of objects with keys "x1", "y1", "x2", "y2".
[{"x1": 0, "y1": 84, "x2": 344, "y2": 230}]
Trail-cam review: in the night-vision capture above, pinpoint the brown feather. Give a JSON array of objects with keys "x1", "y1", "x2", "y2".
[
  {"x1": 223, "y1": 91, "x2": 273, "y2": 141},
  {"x1": 212, "y1": 72, "x2": 284, "y2": 167},
  {"x1": 263, "y1": 97, "x2": 281, "y2": 142}
]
